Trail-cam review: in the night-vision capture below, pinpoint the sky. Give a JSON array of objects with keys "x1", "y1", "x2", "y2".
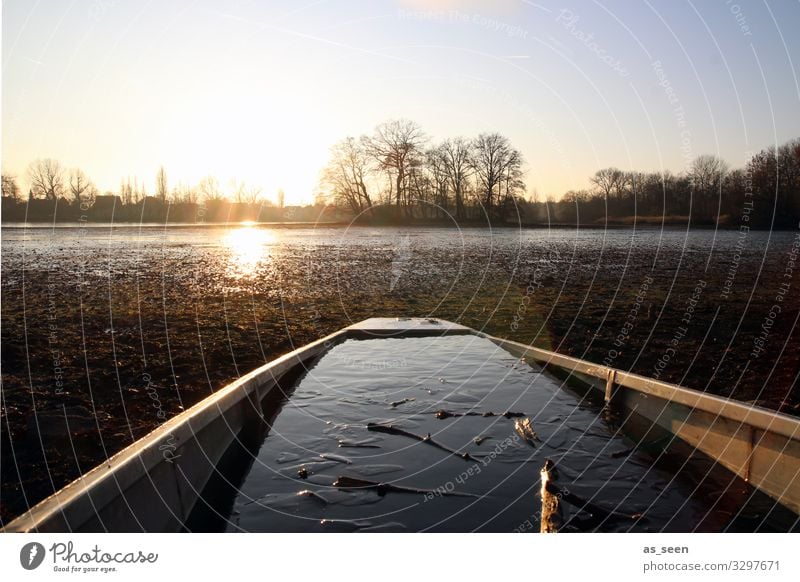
[{"x1": 2, "y1": 0, "x2": 800, "y2": 205}]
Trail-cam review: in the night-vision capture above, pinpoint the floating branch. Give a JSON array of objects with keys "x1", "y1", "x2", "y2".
[
  {"x1": 332, "y1": 475, "x2": 479, "y2": 498},
  {"x1": 434, "y1": 409, "x2": 526, "y2": 419},
  {"x1": 337, "y1": 438, "x2": 381, "y2": 449},
  {"x1": 319, "y1": 453, "x2": 353, "y2": 464},
  {"x1": 367, "y1": 422, "x2": 478, "y2": 462}
]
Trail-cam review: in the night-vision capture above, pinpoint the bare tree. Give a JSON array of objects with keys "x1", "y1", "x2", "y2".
[
  {"x1": 1, "y1": 174, "x2": 21, "y2": 200},
  {"x1": 27, "y1": 159, "x2": 65, "y2": 200},
  {"x1": 68, "y1": 168, "x2": 94, "y2": 204},
  {"x1": 407, "y1": 164, "x2": 434, "y2": 218},
  {"x1": 243, "y1": 184, "x2": 262, "y2": 204},
  {"x1": 689, "y1": 155, "x2": 728, "y2": 193},
  {"x1": 365, "y1": 119, "x2": 427, "y2": 212},
  {"x1": 777, "y1": 139, "x2": 800, "y2": 217},
  {"x1": 277, "y1": 188, "x2": 285, "y2": 209},
  {"x1": 591, "y1": 167, "x2": 627, "y2": 199},
  {"x1": 689, "y1": 155, "x2": 729, "y2": 220},
  {"x1": 229, "y1": 180, "x2": 262, "y2": 204},
  {"x1": 745, "y1": 140, "x2": 800, "y2": 223},
  {"x1": 132, "y1": 177, "x2": 146, "y2": 203},
  {"x1": 440, "y1": 137, "x2": 473, "y2": 219},
  {"x1": 198, "y1": 176, "x2": 225, "y2": 202},
  {"x1": 501, "y1": 147, "x2": 525, "y2": 204},
  {"x1": 171, "y1": 182, "x2": 197, "y2": 204},
  {"x1": 119, "y1": 177, "x2": 136, "y2": 205},
  {"x1": 426, "y1": 145, "x2": 450, "y2": 216},
  {"x1": 626, "y1": 171, "x2": 646, "y2": 200},
  {"x1": 120, "y1": 178, "x2": 132, "y2": 205},
  {"x1": 321, "y1": 137, "x2": 374, "y2": 214},
  {"x1": 230, "y1": 180, "x2": 245, "y2": 203},
  {"x1": 563, "y1": 189, "x2": 592, "y2": 203},
  {"x1": 471, "y1": 133, "x2": 522, "y2": 213},
  {"x1": 155, "y1": 166, "x2": 168, "y2": 202}
]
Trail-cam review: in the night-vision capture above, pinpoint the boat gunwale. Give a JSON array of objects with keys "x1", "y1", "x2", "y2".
[{"x1": 485, "y1": 335, "x2": 800, "y2": 442}]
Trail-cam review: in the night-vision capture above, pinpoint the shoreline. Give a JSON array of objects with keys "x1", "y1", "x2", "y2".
[{"x1": 2, "y1": 220, "x2": 797, "y2": 231}]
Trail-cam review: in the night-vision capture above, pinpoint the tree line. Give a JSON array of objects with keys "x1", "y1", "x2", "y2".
[
  {"x1": 319, "y1": 120, "x2": 800, "y2": 228},
  {"x1": 1, "y1": 159, "x2": 280, "y2": 206},
  {"x1": 546, "y1": 140, "x2": 800, "y2": 228},
  {"x1": 0, "y1": 161, "x2": 296, "y2": 222},
  {"x1": 3, "y1": 125, "x2": 799, "y2": 228}
]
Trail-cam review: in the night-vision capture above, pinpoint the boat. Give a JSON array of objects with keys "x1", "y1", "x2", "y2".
[{"x1": 4, "y1": 318, "x2": 799, "y2": 532}]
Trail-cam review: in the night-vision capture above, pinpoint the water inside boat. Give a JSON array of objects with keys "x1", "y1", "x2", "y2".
[{"x1": 186, "y1": 334, "x2": 798, "y2": 532}]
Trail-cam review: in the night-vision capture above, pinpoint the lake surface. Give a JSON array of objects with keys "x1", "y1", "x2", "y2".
[
  {"x1": 3, "y1": 225, "x2": 797, "y2": 303},
  {"x1": 3, "y1": 223, "x2": 795, "y2": 270},
  {"x1": 1, "y1": 224, "x2": 799, "y2": 525}
]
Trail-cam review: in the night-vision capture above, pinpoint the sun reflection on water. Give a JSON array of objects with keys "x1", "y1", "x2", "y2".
[{"x1": 222, "y1": 226, "x2": 275, "y2": 278}]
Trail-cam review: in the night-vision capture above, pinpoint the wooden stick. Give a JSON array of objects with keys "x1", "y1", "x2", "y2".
[
  {"x1": 367, "y1": 422, "x2": 478, "y2": 462},
  {"x1": 434, "y1": 409, "x2": 526, "y2": 419},
  {"x1": 332, "y1": 475, "x2": 480, "y2": 497}
]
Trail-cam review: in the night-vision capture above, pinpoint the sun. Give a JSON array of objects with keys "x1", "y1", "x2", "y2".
[{"x1": 222, "y1": 226, "x2": 277, "y2": 278}]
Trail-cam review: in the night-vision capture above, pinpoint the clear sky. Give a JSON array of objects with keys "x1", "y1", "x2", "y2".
[{"x1": 3, "y1": 0, "x2": 800, "y2": 204}]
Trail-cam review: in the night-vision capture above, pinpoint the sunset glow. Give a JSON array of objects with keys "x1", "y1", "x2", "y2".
[
  {"x1": 223, "y1": 226, "x2": 276, "y2": 278},
  {"x1": 4, "y1": 1, "x2": 799, "y2": 205}
]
